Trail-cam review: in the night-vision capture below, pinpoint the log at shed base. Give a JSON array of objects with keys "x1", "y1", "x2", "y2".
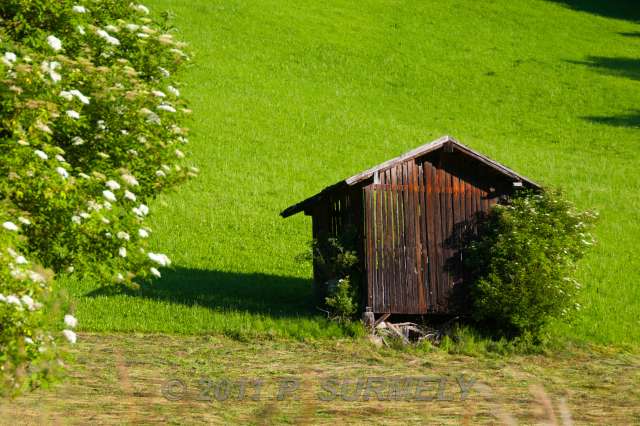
[{"x1": 371, "y1": 317, "x2": 460, "y2": 347}]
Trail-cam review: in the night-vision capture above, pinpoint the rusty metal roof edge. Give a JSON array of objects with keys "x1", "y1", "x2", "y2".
[
  {"x1": 280, "y1": 135, "x2": 540, "y2": 218},
  {"x1": 280, "y1": 136, "x2": 452, "y2": 218},
  {"x1": 344, "y1": 135, "x2": 453, "y2": 185}
]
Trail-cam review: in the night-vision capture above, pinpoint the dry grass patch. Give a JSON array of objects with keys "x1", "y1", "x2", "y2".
[{"x1": 1, "y1": 333, "x2": 638, "y2": 424}]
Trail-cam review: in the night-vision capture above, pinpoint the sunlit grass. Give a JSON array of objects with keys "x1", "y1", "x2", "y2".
[{"x1": 69, "y1": 0, "x2": 640, "y2": 345}]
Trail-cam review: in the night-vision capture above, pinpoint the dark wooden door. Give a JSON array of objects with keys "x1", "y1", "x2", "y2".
[
  {"x1": 364, "y1": 161, "x2": 427, "y2": 314},
  {"x1": 363, "y1": 156, "x2": 497, "y2": 314}
]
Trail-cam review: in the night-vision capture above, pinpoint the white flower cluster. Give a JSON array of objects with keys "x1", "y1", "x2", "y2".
[
  {"x1": 130, "y1": 3, "x2": 150, "y2": 15},
  {"x1": 0, "y1": 293, "x2": 42, "y2": 311},
  {"x1": 41, "y1": 60, "x2": 62, "y2": 83},
  {"x1": 96, "y1": 29, "x2": 120, "y2": 46},
  {"x1": 2, "y1": 221, "x2": 18, "y2": 232},
  {"x1": 47, "y1": 35, "x2": 63, "y2": 52},
  {"x1": 63, "y1": 314, "x2": 78, "y2": 344},
  {"x1": 2, "y1": 51, "x2": 17, "y2": 66},
  {"x1": 60, "y1": 89, "x2": 90, "y2": 104},
  {"x1": 2, "y1": 224, "x2": 45, "y2": 283},
  {"x1": 147, "y1": 252, "x2": 171, "y2": 278}
]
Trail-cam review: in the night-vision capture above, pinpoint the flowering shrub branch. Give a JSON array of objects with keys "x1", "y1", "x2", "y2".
[
  {"x1": 1, "y1": 1, "x2": 194, "y2": 394},
  {"x1": 464, "y1": 189, "x2": 597, "y2": 338},
  {"x1": 0, "y1": 206, "x2": 73, "y2": 395}
]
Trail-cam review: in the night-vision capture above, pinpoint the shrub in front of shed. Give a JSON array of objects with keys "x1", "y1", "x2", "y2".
[
  {"x1": 325, "y1": 277, "x2": 358, "y2": 321},
  {"x1": 465, "y1": 189, "x2": 597, "y2": 338},
  {"x1": 311, "y1": 231, "x2": 361, "y2": 322}
]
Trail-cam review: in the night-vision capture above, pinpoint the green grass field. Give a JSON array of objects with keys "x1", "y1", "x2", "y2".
[{"x1": 66, "y1": 0, "x2": 640, "y2": 346}]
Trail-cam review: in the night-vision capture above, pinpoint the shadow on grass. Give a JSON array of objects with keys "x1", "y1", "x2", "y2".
[
  {"x1": 569, "y1": 56, "x2": 640, "y2": 81},
  {"x1": 620, "y1": 31, "x2": 640, "y2": 37},
  {"x1": 584, "y1": 110, "x2": 640, "y2": 128},
  {"x1": 87, "y1": 267, "x2": 317, "y2": 318},
  {"x1": 546, "y1": 0, "x2": 640, "y2": 22},
  {"x1": 569, "y1": 57, "x2": 640, "y2": 129}
]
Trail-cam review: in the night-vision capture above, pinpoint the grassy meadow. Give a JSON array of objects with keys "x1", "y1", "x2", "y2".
[
  {"x1": 63, "y1": 0, "x2": 640, "y2": 346},
  {"x1": 6, "y1": 1, "x2": 640, "y2": 423}
]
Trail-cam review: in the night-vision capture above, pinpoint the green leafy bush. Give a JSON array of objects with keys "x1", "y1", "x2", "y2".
[
  {"x1": 310, "y1": 232, "x2": 361, "y2": 321},
  {"x1": 465, "y1": 189, "x2": 597, "y2": 338},
  {"x1": 1, "y1": 0, "x2": 194, "y2": 284},
  {"x1": 0, "y1": 1, "x2": 193, "y2": 394},
  {"x1": 312, "y1": 236, "x2": 359, "y2": 283},
  {"x1": 325, "y1": 277, "x2": 358, "y2": 322},
  {"x1": 0, "y1": 205, "x2": 72, "y2": 396}
]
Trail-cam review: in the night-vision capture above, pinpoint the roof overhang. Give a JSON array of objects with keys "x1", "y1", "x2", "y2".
[{"x1": 281, "y1": 136, "x2": 540, "y2": 218}]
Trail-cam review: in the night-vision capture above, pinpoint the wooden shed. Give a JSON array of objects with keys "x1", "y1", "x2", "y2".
[{"x1": 281, "y1": 136, "x2": 539, "y2": 316}]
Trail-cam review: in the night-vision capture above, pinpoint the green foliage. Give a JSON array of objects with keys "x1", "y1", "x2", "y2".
[
  {"x1": 0, "y1": 0, "x2": 192, "y2": 395},
  {"x1": 465, "y1": 189, "x2": 597, "y2": 337},
  {"x1": 325, "y1": 277, "x2": 358, "y2": 322},
  {"x1": 311, "y1": 234, "x2": 359, "y2": 282},
  {"x1": 310, "y1": 231, "x2": 361, "y2": 321},
  {"x1": 0, "y1": 203, "x2": 67, "y2": 396},
  {"x1": 0, "y1": 0, "x2": 193, "y2": 284},
  {"x1": 433, "y1": 324, "x2": 547, "y2": 356}
]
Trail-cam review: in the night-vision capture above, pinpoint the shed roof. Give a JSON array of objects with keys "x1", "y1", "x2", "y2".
[{"x1": 281, "y1": 136, "x2": 540, "y2": 218}]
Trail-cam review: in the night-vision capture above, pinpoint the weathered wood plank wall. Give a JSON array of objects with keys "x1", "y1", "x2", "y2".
[{"x1": 363, "y1": 152, "x2": 507, "y2": 314}]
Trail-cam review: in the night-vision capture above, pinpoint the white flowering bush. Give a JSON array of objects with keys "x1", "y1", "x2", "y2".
[
  {"x1": 0, "y1": 206, "x2": 76, "y2": 395},
  {"x1": 0, "y1": 1, "x2": 194, "y2": 394},
  {"x1": 464, "y1": 189, "x2": 597, "y2": 338},
  {"x1": 0, "y1": 0, "x2": 194, "y2": 282}
]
